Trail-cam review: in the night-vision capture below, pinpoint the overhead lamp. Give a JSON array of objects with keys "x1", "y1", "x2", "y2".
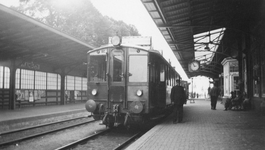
[{"x1": 111, "y1": 36, "x2": 122, "y2": 46}]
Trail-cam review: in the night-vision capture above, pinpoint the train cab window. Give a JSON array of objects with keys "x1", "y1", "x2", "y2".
[
  {"x1": 88, "y1": 49, "x2": 107, "y2": 82},
  {"x1": 129, "y1": 55, "x2": 147, "y2": 82},
  {"x1": 112, "y1": 50, "x2": 124, "y2": 82}
]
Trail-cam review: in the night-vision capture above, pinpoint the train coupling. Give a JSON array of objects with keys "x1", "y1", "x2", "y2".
[
  {"x1": 124, "y1": 112, "x2": 130, "y2": 126},
  {"x1": 100, "y1": 112, "x2": 109, "y2": 125},
  {"x1": 113, "y1": 104, "x2": 120, "y2": 127}
]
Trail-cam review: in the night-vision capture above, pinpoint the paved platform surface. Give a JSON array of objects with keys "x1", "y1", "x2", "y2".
[
  {"x1": 0, "y1": 103, "x2": 87, "y2": 122},
  {"x1": 126, "y1": 99, "x2": 265, "y2": 150},
  {"x1": 0, "y1": 102, "x2": 90, "y2": 132}
]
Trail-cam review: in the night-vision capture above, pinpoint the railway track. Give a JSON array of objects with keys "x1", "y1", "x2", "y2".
[
  {"x1": 0, "y1": 111, "x2": 169, "y2": 149},
  {"x1": 55, "y1": 114, "x2": 168, "y2": 150},
  {"x1": 55, "y1": 127, "x2": 141, "y2": 150},
  {"x1": 0, "y1": 116, "x2": 95, "y2": 147}
]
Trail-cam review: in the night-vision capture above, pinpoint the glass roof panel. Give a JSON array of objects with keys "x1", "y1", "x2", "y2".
[{"x1": 193, "y1": 28, "x2": 226, "y2": 64}]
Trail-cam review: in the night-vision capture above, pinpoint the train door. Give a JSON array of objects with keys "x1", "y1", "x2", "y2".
[{"x1": 108, "y1": 49, "x2": 126, "y2": 110}]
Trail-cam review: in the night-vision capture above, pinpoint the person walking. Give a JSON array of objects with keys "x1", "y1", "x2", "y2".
[
  {"x1": 170, "y1": 80, "x2": 186, "y2": 124},
  {"x1": 209, "y1": 82, "x2": 220, "y2": 110}
]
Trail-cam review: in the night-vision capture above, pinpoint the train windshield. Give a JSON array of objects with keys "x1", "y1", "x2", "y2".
[
  {"x1": 88, "y1": 49, "x2": 107, "y2": 82},
  {"x1": 128, "y1": 48, "x2": 148, "y2": 82}
]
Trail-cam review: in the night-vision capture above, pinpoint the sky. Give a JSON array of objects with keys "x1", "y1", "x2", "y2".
[
  {"x1": 0, "y1": 0, "x2": 188, "y2": 80},
  {"x1": 89, "y1": 0, "x2": 188, "y2": 80},
  {"x1": 0, "y1": 0, "x2": 19, "y2": 7}
]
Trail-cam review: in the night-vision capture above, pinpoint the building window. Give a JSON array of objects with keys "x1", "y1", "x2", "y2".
[
  {"x1": 4, "y1": 67, "x2": 10, "y2": 89},
  {"x1": 82, "y1": 77, "x2": 87, "y2": 90},
  {"x1": 16, "y1": 69, "x2": 20, "y2": 89},
  {"x1": 35, "y1": 71, "x2": 46, "y2": 90},
  {"x1": 21, "y1": 69, "x2": 34, "y2": 89},
  {"x1": 47, "y1": 73, "x2": 57, "y2": 90},
  {"x1": 0, "y1": 66, "x2": 10, "y2": 89},
  {"x1": 0, "y1": 66, "x2": 3, "y2": 89},
  {"x1": 47, "y1": 73, "x2": 58, "y2": 90},
  {"x1": 75, "y1": 77, "x2": 82, "y2": 90},
  {"x1": 66, "y1": 76, "x2": 75, "y2": 90},
  {"x1": 58, "y1": 75, "x2": 61, "y2": 90},
  {"x1": 1, "y1": 67, "x2": 83, "y2": 91},
  {"x1": 65, "y1": 76, "x2": 86, "y2": 91}
]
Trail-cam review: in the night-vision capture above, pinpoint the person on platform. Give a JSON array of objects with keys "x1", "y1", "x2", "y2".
[
  {"x1": 170, "y1": 79, "x2": 186, "y2": 124},
  {"x1": 207, "y1": 87, "x2": 211, "y2": 99},
  {"x1": 209, "y1": 82, "x2": 220, "y2": 110}
]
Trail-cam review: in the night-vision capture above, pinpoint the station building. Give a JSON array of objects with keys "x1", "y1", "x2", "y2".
[{"x1": 0, "y1": 4, "x2": 93, "y2": 109}]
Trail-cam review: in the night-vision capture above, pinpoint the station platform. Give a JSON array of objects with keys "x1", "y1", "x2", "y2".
[
  {"x1": 0, "y1": 102, "x2": 89, "y2": 132},
  {"x1": 126, "y1": 99, "x2": 265, "y2": 150}
]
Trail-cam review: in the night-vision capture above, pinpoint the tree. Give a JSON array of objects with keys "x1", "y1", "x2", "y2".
[{"x1": 14, "y1": 0, "x2": 140, "y2": 47}]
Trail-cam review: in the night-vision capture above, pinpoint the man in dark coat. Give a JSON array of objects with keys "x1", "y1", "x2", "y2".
[
  {"x1": 170, "y1": 80, "x2": 186, "y2": 124},
  {"x1": 209, "y1": 83, "x2": 220, "y2": 110}
]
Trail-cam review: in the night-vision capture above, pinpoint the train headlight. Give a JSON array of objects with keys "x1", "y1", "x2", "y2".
[
  {"x1": 85, "y1": 99, "x2": 97, "y2": 112},
  {"x1": 136, "y1": 90, "x2": 143, "y2": 97},
  {"x1": 91, "y1": 89, "x2": 98, "y2": 96},
  {"x1": 111, "y1": 36, "x2": 121, "y2": 46},
  {"x1": 129, "y1": 101, "x2": 143, "y2": 114}
]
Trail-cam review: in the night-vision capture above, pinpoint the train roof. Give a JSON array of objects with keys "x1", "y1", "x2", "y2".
[
  {"x1": 88, "y1": 44, "x2": 180, "y2": 77},
  {"x1": 87, "y1": 44, "x2": 161, "y2": 55}
]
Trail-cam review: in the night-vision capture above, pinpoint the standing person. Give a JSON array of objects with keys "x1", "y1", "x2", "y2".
[
  {"x1": 209, "y1": 82, "x2": 220, "y2": 110},
  {"x1": 207, "y1": 87, "x2": 211, "y2": 99},
  {"x1": 170, "y1": 80, "x2": 186, "y2": 124}
]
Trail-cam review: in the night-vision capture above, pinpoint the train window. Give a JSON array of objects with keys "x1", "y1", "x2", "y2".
[
  {"x1": 149, "y1": 64, "x2": 155, "y2": 82},
  {"x1": 112, "y1": 50, "x2": 124, "y2": 82},
  {"x1": 261, "y1": 50, "x2": 265, "y2": 97},
  {"x1": 160, "y1": 65, "x2": 165, "y2": 82},
  {"x1": 88, "y1": 50, "x2": 107, "y2": 82},
  {"x1": 253, "y1": 49, "x2": 260, "y2": 97},
  {"x1": 129, "y1": 55, "x2": 147, "y2": 82}
]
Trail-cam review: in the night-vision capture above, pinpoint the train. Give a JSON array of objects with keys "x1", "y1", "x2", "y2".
[{"x1": 85, "y1": 36, "x2": 185, "y2": 127}]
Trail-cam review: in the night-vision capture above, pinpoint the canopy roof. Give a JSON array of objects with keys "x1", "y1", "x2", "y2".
[
  {"x1": 141, "y1": 0, "x2": 258, "y2": 79},
  {"x1": 0, "y1": 4, "x2": 94, "y2": 72}
]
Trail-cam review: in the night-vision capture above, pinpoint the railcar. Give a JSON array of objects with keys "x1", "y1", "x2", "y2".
[{"x1": 85, "y1": 36, "x2": 181, "y2": 127}]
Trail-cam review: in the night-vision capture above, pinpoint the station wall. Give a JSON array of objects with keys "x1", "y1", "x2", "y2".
[
  {"x1": 0, "y1": 65, "x2": 87, "y2": 109},
  {"x1": 248, "y1": 3, "x2": 265, "y2": 111}
]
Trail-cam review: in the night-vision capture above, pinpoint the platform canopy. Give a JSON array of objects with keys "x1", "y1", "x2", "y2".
[
  {"x1": 141, "y1": 0, "x2": 258, "y2": 79},
  {"x1": 0, "y1": 4, "x2": 94, "y2": 73}
]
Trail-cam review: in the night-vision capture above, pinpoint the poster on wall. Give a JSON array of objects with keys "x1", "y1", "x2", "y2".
[
  {"x1": 65, "y1": 91, "x2": 70, "y2": 101},
  {"x1": 24, "y1": 90, "x2": 29, "y2": 100},
  {"x1": 16, "y1": 90, "x2": 25, "y2": 101},
  {"x1": 75, "y1": 91, "x2": 80, "y2": 100},
  {"x1": 29, "y1": 91, "x2": 34, "y2": 102},
  {"x1": 16, "y1": 90, "x2": 44, "y2": 102}
]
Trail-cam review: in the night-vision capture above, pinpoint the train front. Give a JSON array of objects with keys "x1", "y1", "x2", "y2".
[{"x1": 85, "y1": 36, "x2": 148, "y2": 127}]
